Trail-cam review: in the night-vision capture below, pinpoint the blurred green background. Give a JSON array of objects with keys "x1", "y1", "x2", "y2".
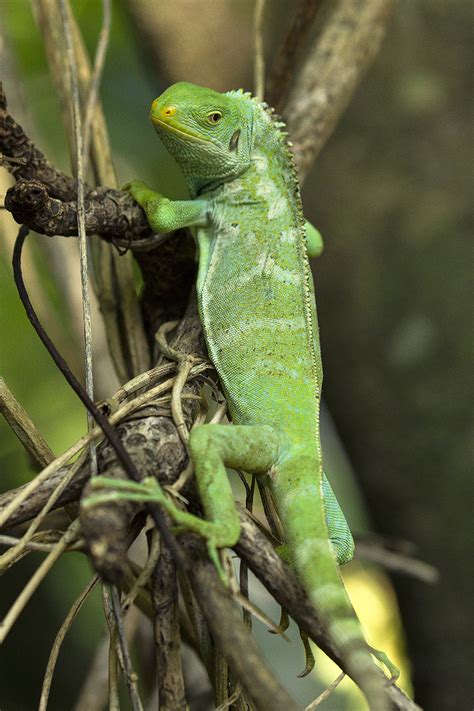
[{"x1": 0, "y1": 1, "x2": 471, "y2": 709}]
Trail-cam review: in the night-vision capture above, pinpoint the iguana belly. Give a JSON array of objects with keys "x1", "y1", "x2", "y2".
[{"x1": 196, "y1": 218, "x2": 320, "y2": 437}]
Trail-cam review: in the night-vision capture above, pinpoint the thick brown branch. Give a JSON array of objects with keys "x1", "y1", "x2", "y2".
[
  {"x1": 4, "y1": 178, "x2": 150, "y2": 240},
  {"x1": 266, "y1": 0, "x2": 320, "y2": 109},
  {"x1": 286, "y1": 0, "x2": 398, "y2": 180},
  {"x1": 151, "y1": 535, "x2": 186, "y2": 710},
  {"x1": 182, "y1": 535, "x2": 299, "y2": 711},
  {"x1": 0, "y1": 83, "x2": 76, "y2": 201},
  {"x1": 1, "y1": 82, "x2": 150, "y2": 239},
  {"x1": 235, "y1": 508, "x2": 339, "y2": 662}
]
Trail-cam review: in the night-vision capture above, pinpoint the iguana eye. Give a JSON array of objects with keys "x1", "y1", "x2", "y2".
[{"x1": 207, "y1": 111, "x2": 222, "y2": 124}]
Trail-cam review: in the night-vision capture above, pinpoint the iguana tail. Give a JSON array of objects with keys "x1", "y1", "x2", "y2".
[{"x1": 273, "y1": 458, "x2": 389, "y2": 711}]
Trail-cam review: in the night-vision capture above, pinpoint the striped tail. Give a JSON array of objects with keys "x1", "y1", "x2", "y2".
[{"x1": 273, "y1": 457, "x2": 389, "y2": 711}]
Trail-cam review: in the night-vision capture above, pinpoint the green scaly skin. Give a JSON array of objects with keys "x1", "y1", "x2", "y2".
[{"x1": 84, "y1": 82, "x2": 396, "y2": 708}]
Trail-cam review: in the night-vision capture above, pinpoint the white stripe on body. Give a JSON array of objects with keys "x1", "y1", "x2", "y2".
[
  {"x1": 207, "y1": 255, "x2": 302, "y2": 298},
  {"x1": 251, "y1": 358, "x2": 310, "y2": 383},
  {"x1": 209, "y1": 316, "x2": 306, "y2": 350}
]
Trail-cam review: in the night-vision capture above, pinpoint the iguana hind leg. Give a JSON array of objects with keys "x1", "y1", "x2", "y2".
[
  {"x1": 304, "y1": 220, "x2": 324, "y2": 258},
  {"x1": 187, "y1": 423, "x2": 282, "y2": 576},
  {"x1": 85, "y1": 423, "x2": 282, "y2": 584}
]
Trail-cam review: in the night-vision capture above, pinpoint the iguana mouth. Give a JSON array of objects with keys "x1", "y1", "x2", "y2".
[{"x1": 151, "y1": 116, "x2": 210, "y2": 143}]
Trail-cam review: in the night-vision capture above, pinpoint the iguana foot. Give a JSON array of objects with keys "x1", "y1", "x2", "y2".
[
  {"x1": 370, "y1": 646, "x2": 400, "y2": 682},
  {"x1": 83, "y1": 475, "x2": 235, "y2": 587},
  {"x1": 122, "y1": 179, "x2": 159, "y2": 207}
]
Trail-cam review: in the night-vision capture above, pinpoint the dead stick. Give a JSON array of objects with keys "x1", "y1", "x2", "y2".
[{"x1": 0, "y1": 377, "x2": 54, "y2": 468}]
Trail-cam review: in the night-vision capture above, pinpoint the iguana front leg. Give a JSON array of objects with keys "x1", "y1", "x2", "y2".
[
  {"x1": 123, "y1": 180, "x2": 209, "y2": 232},
  {"x1": 305, "y1": 220, "x2": 324, "y2": 258},
  {"x1": 126, "y1": 181, "x2": 322, "y2": 255}
]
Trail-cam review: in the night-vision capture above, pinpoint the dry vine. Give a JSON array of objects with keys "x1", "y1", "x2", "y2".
[{"x1": 0, "y1": 2, "x2": 422, "y2": 710}]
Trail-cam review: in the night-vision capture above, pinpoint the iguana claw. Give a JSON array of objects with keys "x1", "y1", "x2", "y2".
[{"x1": 370, "y1": 646, "x2": 400, "y2": 682}]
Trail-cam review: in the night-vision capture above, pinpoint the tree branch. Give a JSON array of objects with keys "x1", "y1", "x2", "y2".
[
  {"x1": 182, "y1": 535, "x2": 299, "y2": 711},
  {"x1": 266, "y1": 0, "x2": 320, "y2": 109},
  {"x1": 0, "y1": 82, "x2": 150, "y2": 238},
  {"x1": 151, "y1": 533, "x2": 186, "y2": 710},
  {"x1": 285, "y1": 0, "x2": 398, "y2": 180},
  {"x1": 4, "y1": 177, "x2": 150, "y2": 240}
]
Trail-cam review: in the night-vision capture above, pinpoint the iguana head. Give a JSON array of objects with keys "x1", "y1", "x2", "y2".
[{"x1": 150, "y1": 82, "x2": 254, "y2": 191}]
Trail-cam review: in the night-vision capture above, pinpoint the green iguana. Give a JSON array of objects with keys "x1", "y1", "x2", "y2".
[{"x1": 85, "y1": 82, "x2": 396, "y2": 708}]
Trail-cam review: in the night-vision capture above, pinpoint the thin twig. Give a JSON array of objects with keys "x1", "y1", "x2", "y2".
[
  {"x1": 356, "y1": 540, "x2": 439, "y2": 584},
  {"x1": 82, "y1": 0, "x2": 111, "y2": 173},
  {"x1": 59, "y1": 0, "x2": 98, "y2": 476},
  {"x1": 231, "y1": 590, "x2": 289, "y2": 639},
  {"x1": 0, "y1": 452, "x2": 87, "y2": 573},
  {"x1": 110, "y1": 585, "x2": 143, "y2": 711},
  {"x1": 39, "y1": 575, "x2": 99, "y2": 711},
  {"x1": 253, "y1": 0, "x2": 266, "y2": 100},
  {"x1": 102, "y1": 585, "x2": 120, "y2": 711},
  {"x1": 0, "y1": 376, "x2": 54, "y2": 468},
  {"x1": 0, "y1": 533, "x2": 66, "y2": 554},
  {"x1": 305, "y1": 671, "x2": 345, "y2": 710},
  {"x1": 112, "y1": 362, "x2": 176, "y2": 406},
  {"x1": 122, "y1": 525, "x2": 161, "y2": 612},
  {"x1": 0, "y1": 518, "x2": 81, "y2": 643}
]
